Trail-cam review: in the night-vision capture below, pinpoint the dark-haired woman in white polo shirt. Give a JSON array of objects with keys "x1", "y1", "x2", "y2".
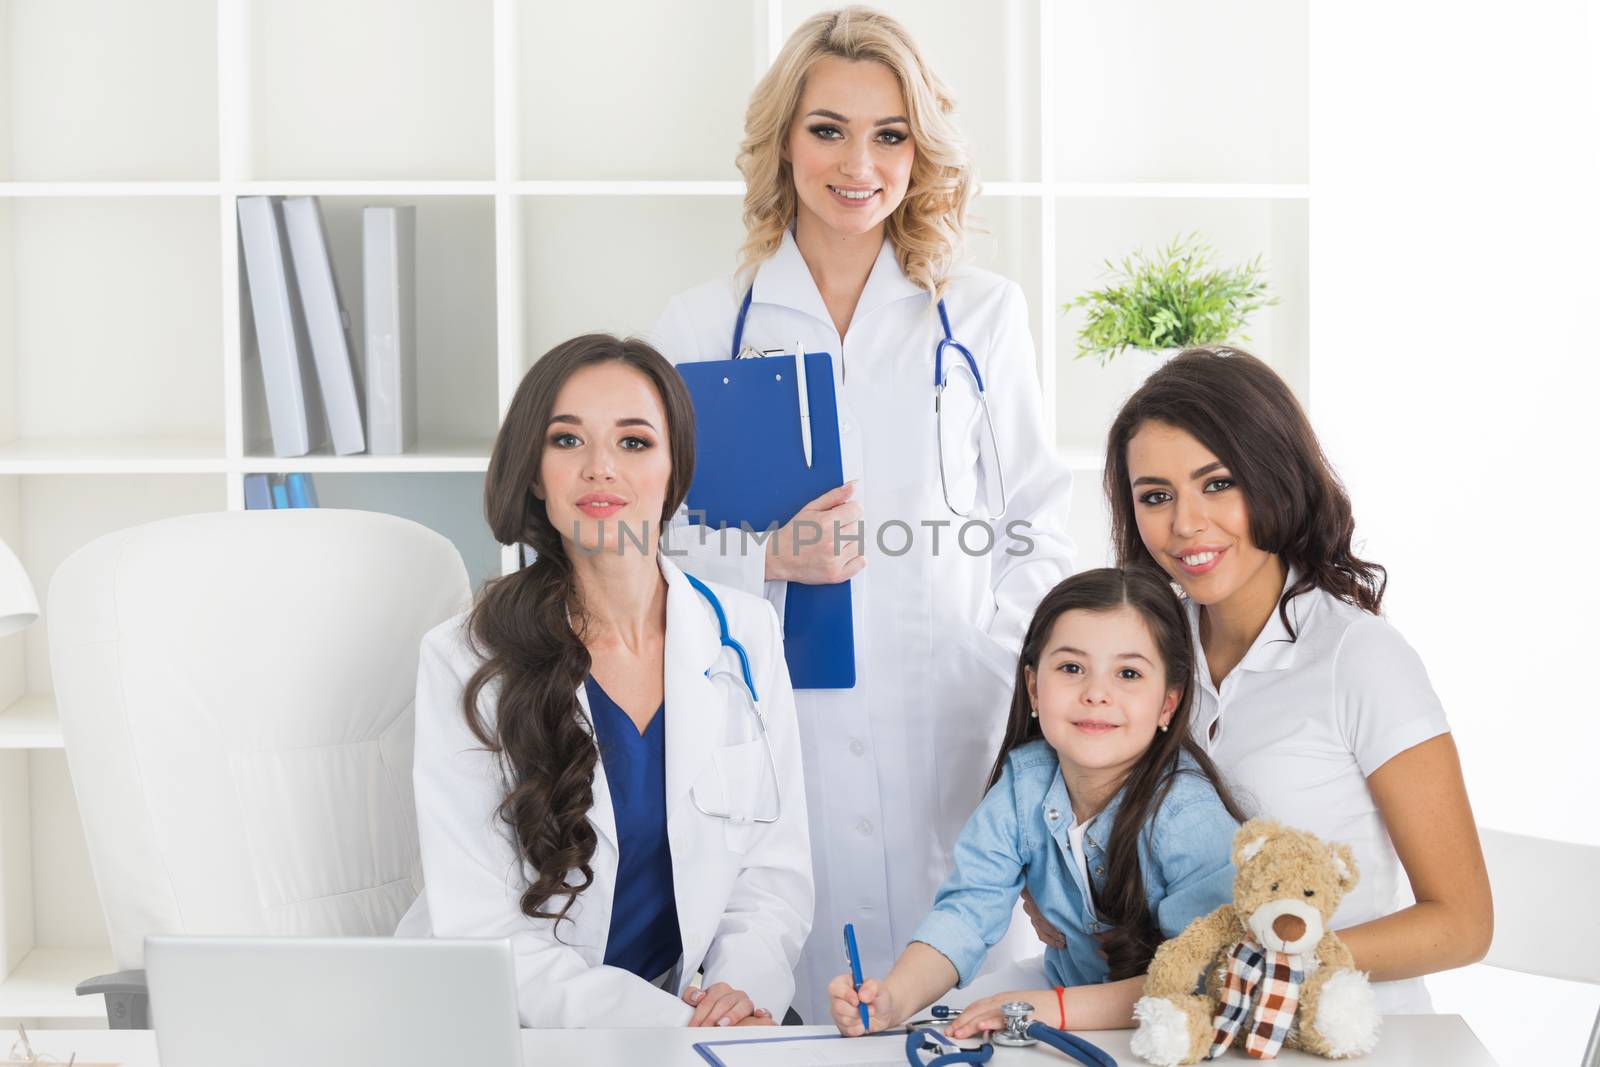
[{"x1": 1094, "y1": 346, "x2": 1492, "y2": 1015}]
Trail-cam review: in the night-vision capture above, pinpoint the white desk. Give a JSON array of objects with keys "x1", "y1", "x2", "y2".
[{"x1": 18, "y1": 1016, "x2": 1497, "y2": 1066}]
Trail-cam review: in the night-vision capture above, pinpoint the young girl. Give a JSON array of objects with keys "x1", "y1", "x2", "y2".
[{"x1": 828, "y1": 568, "x2": 1246, "y2": 1037}]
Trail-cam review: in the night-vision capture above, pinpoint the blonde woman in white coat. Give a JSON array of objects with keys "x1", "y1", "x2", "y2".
[
  {"x1": 398, "y1": 335, "x2": 812, "y2": 1027},
  {"x1": 651, "y1": 8, "x2": 1073, "y2": 1022}
]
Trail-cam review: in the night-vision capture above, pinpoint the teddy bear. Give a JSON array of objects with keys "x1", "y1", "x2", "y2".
[{"x1": 1130, "y1": 819, "x2": 1381, "y2": 1064}]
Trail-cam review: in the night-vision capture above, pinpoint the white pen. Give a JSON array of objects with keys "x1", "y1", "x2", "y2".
[{"x1": 794, "y1": 340, "x2": 813, "y2": 467}]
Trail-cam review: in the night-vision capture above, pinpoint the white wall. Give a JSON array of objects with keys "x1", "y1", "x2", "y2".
[
  {"x1": 249, "y1": 0, "x2": 491, "y2": 179},
  {"x1": 1310, "y1": 3, "x2": 1600, "y2": 1063},
  {"x1": 1049, "y1": 0, "x2": 1308, "y2": 184},
  {"x1": 7, "y1": 0, "x2": 216, "y2": 180}
]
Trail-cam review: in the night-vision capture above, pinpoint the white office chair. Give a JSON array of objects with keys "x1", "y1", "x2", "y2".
[
  {"x1": 1479, "y1": 828, "x2": 1600, "y2": 1067},
  {"x1": 46, "y1": 509, "x2": 470, "y2": 1027}
]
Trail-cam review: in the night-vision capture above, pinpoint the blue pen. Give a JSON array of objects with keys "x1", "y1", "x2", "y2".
[{"x1": 843, "y1": 923, "x2": 871, "y2": 1032}]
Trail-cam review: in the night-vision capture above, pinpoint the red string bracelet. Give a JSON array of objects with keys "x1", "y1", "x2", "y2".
[{"x1": 1055, "y1": 985, "x2": 1067, "y2": 1028}]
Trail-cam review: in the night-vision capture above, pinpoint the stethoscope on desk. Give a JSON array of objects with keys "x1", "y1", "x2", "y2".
[
  {"x1": 730, "y1": 287, "x2": 1007, "y2": 520},
  {"x1": 682, "y1": 571, "x2": 781, "y2": 824},
  {"x1": 903, "y1": 1002, "x2": 1116, "y2": 1067}
]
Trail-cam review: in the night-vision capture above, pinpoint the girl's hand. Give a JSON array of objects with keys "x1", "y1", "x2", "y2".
[
  {"x1": 1022, "y1": 888, "x2": 1067, "y2": 950},
  {"x1": 826, "y1": 972, "x2": 897, "y2": 1035},
  {"x1": 945, "y1": 989, "x2": 1060, "y2": 1040},
  {"x1": 734, "y1": 1008, "x2": 775, "y2": 1026},
  {"x1": 683, "y1": 982, "x2": 760, "y2": 1027}
]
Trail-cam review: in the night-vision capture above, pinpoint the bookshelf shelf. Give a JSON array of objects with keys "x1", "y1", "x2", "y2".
[
  {"x1": 0, "y1": 442, "x2": 496, "y2": 476},
  {"x1": 0, "y1": 180, "x2": 1314, "y2": 202},
  {"x1": 510, "y1": 180, "x2": 747, "y2": 197},
  {"x1": 238, "y1": 442, "x2": 493, "y2": 475},
  {"x1": 0, "y1": 696, "x2": 62, "y2": 750},
  {"x1": 1052, "y1": 182, "x2": 1311, "y2": 200},
  {"x1": 0, "y1": 0, "x2": 1308, "y2": 1024},
  {"x1": 0, "y1": 182, "x2": 224, "y2": 199},
  {"x1": 0, "y1": 438, "x2": 225, "y2": 476},
  {"x1": 230, "y1": 181, "x2": 499, "y2": 198}
]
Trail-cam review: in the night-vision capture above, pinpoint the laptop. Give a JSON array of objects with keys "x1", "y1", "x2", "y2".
[{"x1": 145, "y1": 936, "x2": 522, "y2": 1067}]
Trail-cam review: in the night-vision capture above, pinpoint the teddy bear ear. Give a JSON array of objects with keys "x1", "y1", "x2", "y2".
[
  {"x1": 1232, "y1": 818, "x2": 1282, "y2": 868},
  {"x1": 1330, "y1": 841, "x2": 1359, "y2": 888}
]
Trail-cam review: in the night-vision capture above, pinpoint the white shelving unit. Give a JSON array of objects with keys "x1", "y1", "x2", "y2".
[{"x1": 0, "y1": 0, "x2": 1307, "y2": 1024}]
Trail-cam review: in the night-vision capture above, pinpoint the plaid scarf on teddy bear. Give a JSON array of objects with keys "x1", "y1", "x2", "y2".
[{"x1": 1208, "y1": 937, "x2": 1305, "y2": 1059}]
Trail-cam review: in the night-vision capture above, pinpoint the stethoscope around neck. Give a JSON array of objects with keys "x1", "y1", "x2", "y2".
[
  {"x1": 730, "y1": 286, "x2": 1007, "y2": 519},
  {"x1": 681, "y1": 571, "x2": 782, "y2": 825}
]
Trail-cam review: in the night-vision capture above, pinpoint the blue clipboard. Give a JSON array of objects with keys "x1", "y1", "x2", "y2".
[{"x1": 677, "y1": 351, "x2": 856, "y2": 689}]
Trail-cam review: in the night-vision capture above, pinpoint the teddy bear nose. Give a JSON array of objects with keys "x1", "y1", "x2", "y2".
[{"x1": 1273, "y1": 914, "x2": 1307, "y2": 942}]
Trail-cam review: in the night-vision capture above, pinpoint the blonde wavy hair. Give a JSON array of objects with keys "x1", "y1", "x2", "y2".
[{"x1": 737, "y1": 6, "x2": 975, "y2": 300}]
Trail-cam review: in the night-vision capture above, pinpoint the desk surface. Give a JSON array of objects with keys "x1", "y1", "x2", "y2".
[{"x1": 22, "y1": 1015, "x2": 1497, "y2": 1066}]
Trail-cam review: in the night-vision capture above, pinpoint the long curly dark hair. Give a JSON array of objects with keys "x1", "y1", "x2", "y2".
[
  {"x1": 1104, "y1": 347, "x2": 1386, "y2": 637},
  {"x1": 462, "y1": 334, "x2": 696, "y2": 927},
  {"x1": 985, "y1": 568, "x2": 1246, "y2": 981}
]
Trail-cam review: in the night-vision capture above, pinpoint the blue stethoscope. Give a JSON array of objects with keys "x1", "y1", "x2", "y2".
[
  {"x1": 682, "y1": 572, "x2": 781, "y2": 824},
  {"x1": 731, "y1": 287, "x2": 1007, "y2": 519},
  {"x1": 903, "y1": 1002, "x2": 1116, "y2": 1067}
]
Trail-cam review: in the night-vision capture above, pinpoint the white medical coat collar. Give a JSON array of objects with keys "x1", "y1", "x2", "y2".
[
  {"x1": 1187, "y1": 564, "x2": 1316, "y2": 678},
  {"x1": 751, "y1": 229, "x2": 926, "y2": 337},
  {"x1": 575, "y1": 553, "x2": 727, "y2": 850}
]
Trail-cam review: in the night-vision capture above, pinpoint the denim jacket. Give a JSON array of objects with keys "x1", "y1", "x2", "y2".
[{"x1": 911, "y1": 739, "x2": 1239, "y2": 988}]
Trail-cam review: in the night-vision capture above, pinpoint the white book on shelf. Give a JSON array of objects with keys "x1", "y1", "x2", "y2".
[
  {"x1": 236, "y1": 196, "x2": 327, "y2": 457},
  {"x1": 283, "y1": 196, "x2": 366, "y2": 456},
  {"x1": 362, "y1": 206, "x2": 418, "y2": 456}
]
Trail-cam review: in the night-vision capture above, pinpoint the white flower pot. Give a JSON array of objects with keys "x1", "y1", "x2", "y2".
[{"x1": 1102, "y1": 346, "x2": 1182, "y2": 405}]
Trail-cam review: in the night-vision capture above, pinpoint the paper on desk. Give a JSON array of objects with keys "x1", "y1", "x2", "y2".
[{"x1": 695, "y1": 1031, "x2": 910, "y2": 1066}]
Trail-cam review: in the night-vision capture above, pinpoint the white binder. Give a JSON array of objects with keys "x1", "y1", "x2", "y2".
[
  {"x1": 237, "y1": 196, "x2": 327, "y2": 457},
  {"x1": 362, "y1": 206, "x2": 417, "y2": 456},
  {"x1": 283, "y1": 196, "x2": 366, "y2": 456}
]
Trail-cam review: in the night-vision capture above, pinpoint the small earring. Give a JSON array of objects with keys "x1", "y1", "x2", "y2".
[
  {"x1": 1030, "y1": 707, "x2": 1039, "y2": 719},
  {"x1": 1159, "y1": 721, "x2": 1169, "y2": 732}
]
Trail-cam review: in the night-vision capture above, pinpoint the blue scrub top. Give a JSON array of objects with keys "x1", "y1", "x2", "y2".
[{"x1": 585, "y1": 676, "x2": 683, "y2": 982}]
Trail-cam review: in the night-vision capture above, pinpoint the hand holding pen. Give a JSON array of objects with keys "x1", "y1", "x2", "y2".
[
  {"x1": 826, "y1": 971, "x2": 901, "y2": 1035},
  {"x1": 829, "y1": 922, "x2": 894, "y2": 1035}
]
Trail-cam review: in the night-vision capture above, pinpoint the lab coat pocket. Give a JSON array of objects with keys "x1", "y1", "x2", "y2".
[
  {"x1": 963, "y1": 622, "x2": 1019, "y2": 691},
  {"x1": 693, "y1": 737, "x2": 773, "y2": 855}
]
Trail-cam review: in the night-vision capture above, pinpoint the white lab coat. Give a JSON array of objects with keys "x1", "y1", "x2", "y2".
[
  {"x1": 651, "y1": 233, "x2": 1074, "y2": 1021},
  {"x1": 397, "y1": 556, "x2": 813, "y2": 1027}
]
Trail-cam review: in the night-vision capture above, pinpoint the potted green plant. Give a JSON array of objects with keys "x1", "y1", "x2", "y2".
[{"x1": 1065, "y1": 233, "x2": 1276, "y2": 368}]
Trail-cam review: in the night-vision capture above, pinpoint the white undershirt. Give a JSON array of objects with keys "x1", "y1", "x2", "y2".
[{"x1": 1065, "y1": 817, "x2": 1099, "y2": 920}]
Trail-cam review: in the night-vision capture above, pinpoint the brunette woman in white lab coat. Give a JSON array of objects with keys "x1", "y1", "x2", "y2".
[
  {"x1": 652, "y1": 8, "x2": 1073, "y2": 1022},
  {"x1": 399, "y1": 335, "x2": 813, "y2": 1027}
]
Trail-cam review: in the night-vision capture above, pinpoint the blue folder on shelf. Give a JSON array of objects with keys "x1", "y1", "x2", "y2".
[
  {"x1": 285, "y1": 472, "x2": 319, "y2": 508},
  {"x1": 677, "y1": 351, "x2": 855, "y2": 689},
  {"x1": 243, "y1": 473, "x2": 273, "y2": 511}
]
